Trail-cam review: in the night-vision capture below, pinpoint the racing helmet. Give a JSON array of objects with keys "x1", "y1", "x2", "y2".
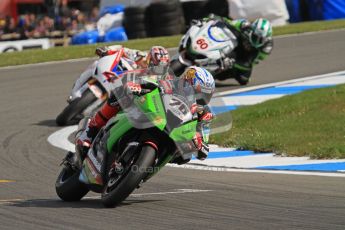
[
  {"x1": 249, "y1": 18, "x2": 272, "y2": 48},
  {"x1": 147, "y1": 46, "x2": 170, "y2": 75},
  {"x1": 180, "y1": 66, "x2": 215, "y2": 105}
]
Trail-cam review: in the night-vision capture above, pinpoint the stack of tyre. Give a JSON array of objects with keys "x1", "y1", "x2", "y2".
[
  {"x1": 122, "y1": 0, "x2": 229, "y2": 40},
  {"x1": 146, "y1": 0, "x2": 185, "y2": 37},
  {"x1": 181, "y1": 0, "x2": 229, "y2": 26},
  {"x1": 123, "y1": 6, "x2": 147, "y2": 39}
]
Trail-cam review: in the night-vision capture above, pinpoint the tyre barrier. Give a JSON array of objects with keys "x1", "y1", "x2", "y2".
[
  {"x1": 181, "y1": 0, "x2": 207, "y2": 27},
  {"x1": 146, "y1": 0, "x2": 185, "y2": 37},
  {"x1": 122, "y1": 0, "x2": 229, "y2": 39},
  {"x1": 203, "y1": 0, "x2": 229, "y2": 18},
  {"x1": 123, "y1": 6, "x2": 148, "y2": 39},
  {"x1": 182, "y1": 0, "x2": 229, "y2": 27}
]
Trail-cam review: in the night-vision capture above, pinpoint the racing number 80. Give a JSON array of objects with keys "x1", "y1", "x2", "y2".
[{"x1": 196, "y1": 38, "x2": 208, "y2": 49}]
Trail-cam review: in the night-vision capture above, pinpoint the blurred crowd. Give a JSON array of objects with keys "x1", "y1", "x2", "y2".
[{"x1": 0, "y1": 0, "x2": 99, "y2": 41}]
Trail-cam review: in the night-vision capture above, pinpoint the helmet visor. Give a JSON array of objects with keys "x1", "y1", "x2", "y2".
[{"x1": 250, "y1": 32, "x2": 265, "y2": 48}]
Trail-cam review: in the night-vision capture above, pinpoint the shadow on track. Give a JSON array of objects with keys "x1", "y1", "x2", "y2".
[
  {"x1": 215, "y1": 81, "x2": 239, "y2": 88},
  {"x1": 6, "y1": 198, "x2": 163, "y2": 209},
  {"x1": 34, "y1": 119, "x2": 59, "y2": 127}
]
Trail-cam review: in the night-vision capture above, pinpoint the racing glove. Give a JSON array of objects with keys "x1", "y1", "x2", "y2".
[
  {"x1": 240, "y1": 20, "x2": 251, "y2": 31},
  {"x1": 95, "y1": 46, "x2": 110, "y2": 57},
  {"x1": 134, "y1": 51, "x2": 147, "y2": 61},
  {"x1": 191, "y1": 19, "x2": 203, "y2": 27},
  {"x1": 222, "y1": 57, "x2": 235, "y2": 70},
  {"x1": 125, "y1": 82, "x2": 143, "y2": 96},
  {"x1": 193, "y1": 132, "x2": 209, "y2": 160}
]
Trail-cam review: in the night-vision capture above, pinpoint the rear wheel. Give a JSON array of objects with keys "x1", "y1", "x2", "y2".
[
  {"x1": 55, "y1": 165, "x2": 89, "y2": 201},
  {"x1": 170, "y1": 59, "x2": 187, "y2": 76},
  {"x1": 56, "y1": 89, "x2": 97, "y2": 126},
  {"x1": 101, "y1": 145, "x2": 156, "y2": 208},
  {"x1": 235, "y1": 75, "x2": 250, "y2": 85}
]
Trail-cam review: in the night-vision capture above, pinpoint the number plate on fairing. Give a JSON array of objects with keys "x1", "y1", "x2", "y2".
[{"x1": 164, "y1": 94, "x2": 192, "y2": 123}]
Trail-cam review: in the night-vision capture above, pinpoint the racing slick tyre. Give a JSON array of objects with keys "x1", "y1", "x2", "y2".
[
  {"x1": 146, "y1": 0, "x2": 185, "y2": 36},
  {"x1": 56, "y1": 89, "x2": 97, "y2": 126},
  {"x1": 181, "y1": 1, "x2": 207, "y2": 26},
  {"x1": 202, "y1": 0, "x2": 229, "y2": 18},
  {"x1": 55, "y1": 165, "x2": 89, "y2": 201},
  {"x1": 126, "y1": 31, "x2": 147, "y2": 39},
  {"x1": 170, "y1": 59, "x2": 188, "y2": 76},
  {"x1": 235, "y1": 75, "x2": 250, "y2": 85},
  {"x1": 124, "y1": 6, "x2": 147, "y2": 39},
  {"x1": 101, "y1": 145, "x2": 156, "y2": 208},
  {"x1": 124, "y1": 6, "x2": 146, "y2": 16},
  {"x1": 148, "y1": 0, "x2": 182, "y2": 14}
]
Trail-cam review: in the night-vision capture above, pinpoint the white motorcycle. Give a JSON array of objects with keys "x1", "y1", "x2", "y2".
[
  {"x1": 171, "y1": 19, "x2": 248, "y2": 84},
  {"x1": 56, "y1": 48, "x2": 136, "y2": 126}
]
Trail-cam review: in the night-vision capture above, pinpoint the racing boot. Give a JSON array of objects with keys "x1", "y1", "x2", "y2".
[
  {"x1": 75, "y1": 99, "x2": 121, "y2": 168},
  {"x1": 75, "y1": 118, "x2": 100, "y2": 169}
]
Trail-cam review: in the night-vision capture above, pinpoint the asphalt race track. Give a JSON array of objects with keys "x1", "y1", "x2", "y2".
[{"x1": 0, "y1": 30, "x2": 345, "y2": 230}]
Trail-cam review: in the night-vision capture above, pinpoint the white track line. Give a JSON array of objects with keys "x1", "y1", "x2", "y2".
[
  {"x1": 47, "y1": 125, "x2": 77, "y2": 152},
  {"x1": 0, "y1": 57, "x2": 97, "y2": 70},
  {"x1": 192, "y1": 154, "x2": 345, "y2": 168},
  {"x1": 169, "y1": 164, "x2": 345, "y2": 178},
  {"x1": 214, "y1": 70, "x2": 345, "y2": 97}
]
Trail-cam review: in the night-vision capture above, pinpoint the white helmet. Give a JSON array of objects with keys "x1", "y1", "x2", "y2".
[
  {"x1": 181, "y1": 66, "x2": 215, "y2": 105},
  {"x1": 249, "y1": 18, "x2": 272, "y2": 48},
  {"x1": 147, "y1": 46, "x2": 170, "y2": 75}
]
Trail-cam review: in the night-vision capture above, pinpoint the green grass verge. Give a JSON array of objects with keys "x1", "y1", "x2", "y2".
[
  {"x1": 273, "y1": 19, "x2": 345, "y2": 35},
  {"x1": 210, "y1": 84, "x2": 345, "y2": 159},
  {"x1": 1, "y1": 19, "x2": 345, "y2": 67},
  {"x1": 0, "y1": 35, "x2": 181, "y2": 67}
]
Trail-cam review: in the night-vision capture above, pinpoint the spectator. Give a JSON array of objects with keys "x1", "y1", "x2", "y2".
[
  {"x1": 0, "y1": 18, "x2": 5, "y2": 36},
  {"x1": 55, "y1": 16, "x2": 71, "y2": 32},
  {"x1": 59, "y1": 0, "x2": 71, "y2": 17},
  {"x1": 43, "y1": 16, "x2": 55, "y2": 32},
  {"x1": 3, "y1": 16, "x2": 17, "y2": 34},
  {"x1": 35, "y1": 17, "x2": 48, "y2": 37},
  {"x1": 0, "y1": 4, "x2": 101, "y2": 41},
  {"x1": 89, "y1": 7, "x2": 100, "y2": 23}
]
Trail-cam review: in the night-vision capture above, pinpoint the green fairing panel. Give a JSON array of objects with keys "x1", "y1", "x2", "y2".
[
  {"x1": 135, "y1": 88, "x2": 167, "y2": 131},
  {"x1": 106, "y1": 88, "x2": 167, "y2": 152},
  {"x1": 169, "y1": 120, "x2": 198, "y2": 142},
  {"x1": 106, "y1": 115, "x2": 133, "y2": 153},
  {"x1": 225, "y1": 18, "x2": 242, "y2": 32}
]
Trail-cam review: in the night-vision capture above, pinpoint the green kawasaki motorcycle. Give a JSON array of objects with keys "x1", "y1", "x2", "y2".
[{"x1": 55, "y1": 70, "x2": 213, "y2": 208}]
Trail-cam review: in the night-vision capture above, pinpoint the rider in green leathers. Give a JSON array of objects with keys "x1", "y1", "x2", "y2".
[{"x1": 194, "y1": 16, "x2": 274, "y2": 84}]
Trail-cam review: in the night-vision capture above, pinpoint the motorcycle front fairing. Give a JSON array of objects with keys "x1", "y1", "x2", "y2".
[
  {"x1": 78, "y1": 112, "x2": 132, "y2": 188},
  {"x1": 69, "y1": 49, "x2": 135, "y2": 102},
  {"x1": 69, "y1": 60, "x2": 98, "y2": 102},
  {"x1": 178, "y1": 20, "x2": 238, "y2": 72}
]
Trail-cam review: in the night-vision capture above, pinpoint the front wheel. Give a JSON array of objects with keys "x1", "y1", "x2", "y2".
[
  {"x1": 101, "y1": 145, "x2": 156, "y2": 208},
  {"x1": 55, "y1": 165, "x2": 89, "y2": 201},
  {"x1": 56, "y1": 89, "x2": 97, "y2": 126}
]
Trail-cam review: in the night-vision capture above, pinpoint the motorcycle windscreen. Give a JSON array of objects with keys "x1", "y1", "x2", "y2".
[
  {"x1": 112, "y1": 69, "x2": 195, "y2": 130},
  {"x1": 112, "y1": 69, "x2": 167, "y2": 130},
  {"x1": 112, "y1": 68, "x2": 232, "y2": 152},
  {"x1": 208, "y1": 96, "x2": 233, "y2": 136}
]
